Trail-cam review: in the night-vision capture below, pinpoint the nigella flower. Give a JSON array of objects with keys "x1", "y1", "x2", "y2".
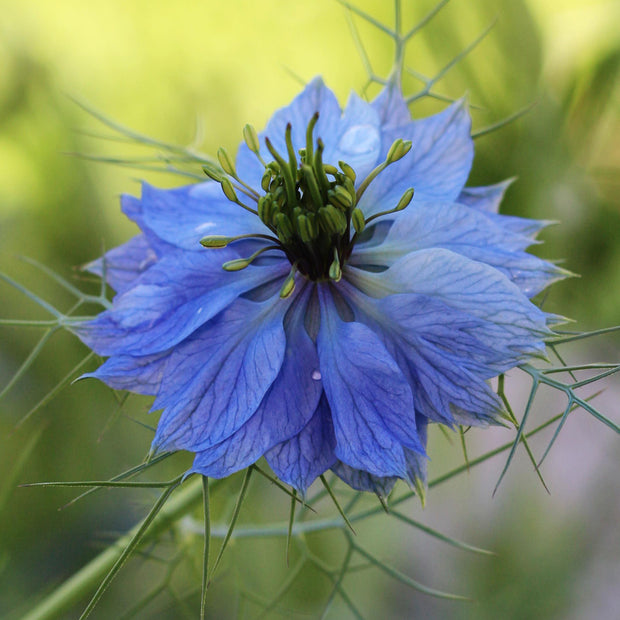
[{"x1": 79, "y1": 78, "x2": 565, "y2": 498}]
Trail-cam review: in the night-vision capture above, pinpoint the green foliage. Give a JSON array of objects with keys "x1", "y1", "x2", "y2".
[{"x1": 1, "y1": 1, "x2": 618, "y2": 618}]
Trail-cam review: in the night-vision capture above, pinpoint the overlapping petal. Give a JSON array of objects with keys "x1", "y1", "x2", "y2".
[
  {"x1": 189, "y1": 286, "x2": 323, "y2": 479},
  {"x1": 78, "y1": 250, "x2": 289, "y2": 357},
  {"x1": 266, "y1": 394, "x2": 337, "y2": 493},
  {"x1": 82, "y1": 79, "x2": 559, "y2": 498},
  {"x1": 152, "y1": 296, "x2": 289, "y2": 453},
  {"x1": 317, "y1": 284, "x2": 425, "y2": 479},
  {"x1": 358, "y1": 99, "x2": 473, "y2": 216},
  {"x1": 351, "y1": 200, "x2": 567, "y2": 296}
]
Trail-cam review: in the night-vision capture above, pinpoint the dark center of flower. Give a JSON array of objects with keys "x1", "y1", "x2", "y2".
[{"x1": 201, "y1": 113, "x2": 414, "y2": 297}]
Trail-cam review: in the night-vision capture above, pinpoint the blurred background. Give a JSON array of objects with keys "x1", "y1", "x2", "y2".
[{"x1": 0, "y1": 0, "x2": 618, "y2": 618}]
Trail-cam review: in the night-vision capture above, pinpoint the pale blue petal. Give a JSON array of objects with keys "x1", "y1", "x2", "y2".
[
  {"x1": 330, "y1": 92, "x2": 381, "y2": 181},
  {"x1": 152, "y1": 296, "x2": 289, "y2": 453},
  {"x1": 140, "y1": 182, "x2": 267, "y2": 251},
  {"x1": 189, "y1": 286, "x2": 322, "y2": 479},
  {"x1": 77, "y1": 250, "x2": 289, "y2": 357},
  {"x1": 340, "y1": 284, "x2": 506, "y2": 425},
  {"x1": 357, "y1": 100, "x2": 473, "y2": 217},
  {"x1": 371, "y1": 82, "x2": 411, "y2": 129},
  {"x1": 458, "y1": 181, "x2": 554, "y2": 238},
  {"x1": 82, "y1": 351, "x2": 168, "y2": 395},
  {"x1": 84, "y1": 235, "x2": 158, "y2": 295},
  {"x1": 347, "y1": 248, "x2": 551, "y2": 360},
  {"x1": 351, "y1": 201, "x2": 566, "y2": 296},
  {"x1": 317, "y1": 285, "x2": 424, "y2": 479},
  {"x1": 235, "y1": 77, "x2": 343, "y2": 190},
  {"x1": 489, "y1": 214, "x2": 555, "y2": 238},
  {"x1": 458, "y1": 180, "x2": 514, "y2": 213},
  {"x1": 265, "y1": 393, "x2": 337, "y2": 493}
]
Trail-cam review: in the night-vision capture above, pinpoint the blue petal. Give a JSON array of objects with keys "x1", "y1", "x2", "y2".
[
  {"x1": 235, "y1": 77, "x2": 343, "y2": 190},
  {"x1": 77, "y1": 250, "x2": 289, "y2": 357},
  {"x1": 188, "y1": 285, "x2": 323, "y2": 479},
  {"x1": 357, "y1": 100, "x2": 473, "y2": 216},
  {"x1": 458, "y1": 181, "x2": 554, "y2": 238},
  {"x1": 458, "y1": 180, "x2": 514, "y2": 213},
  {"x1": 331, "y1": 92, "x2": 381, "y2": 181},
  {"x1": 84, "y1": 235, "x2": 158, "y2": 295},
  {"x1": 347, "y1": 247, "x2": 551, "y2": 360},
  {"x1": 265, "y1": 393, "x2": 337, "y2": 493},
  {"x1": 371, "y1": 82, "x2": 411, "y2": 129},
  {"x1": 139, "y1": 182, "x2": 267, "y2": 251},
  {"x1": 331, "y1": 461, "x2": 397, "y2": 497},
  {"x1": 316, "y1": 285, "x2": 424, "y2": 479},
  {"x1": 151, "y1": 296, "x2": 289, "y2": 453},
  {"x1": 82, "y1": 350, "x2": 168, "y2": 395},
  {"x1": 340, "y1": 284, "x2": 506, "y2": 426},
  {"x1": 352, "y1": 201, "x2": 567, "y2": 296}
]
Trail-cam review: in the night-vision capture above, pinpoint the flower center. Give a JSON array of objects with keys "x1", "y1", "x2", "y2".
[{"x1": 201, "y1": 114, "x2": 414, "y2": 295}]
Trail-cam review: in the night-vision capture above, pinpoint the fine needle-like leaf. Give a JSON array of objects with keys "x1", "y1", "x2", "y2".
[
  {"x1": 473, "y1": 101, "x2": 537, "y2": 139},
  {"x1": 320, "y1": 543, "x2": 354, "y2": 620},
  {"x1": 320, "y1": 475, "x2": 356, "y2": 535},
  {"x1": 61, "y1": 451, "x2": 173, "y2": 509},
  {"x1": 406, "y1": 20, "x2": 496, "y2": 104},
  {"x1": 208, "y1": 467, "x2": 253, "y2": 586},
  {"x1": 79, "y1": 475, "x2": 184, "y2": 620},
  {"x1": 493, "y1": 378, "x2": 540, "y2": 496},
  {"x1": 347, "y1": 533, "x2": 469, "y2": 600},
  {"x1": 0, "y1": 271, "x2": 63, "y2": 319},
  {"x1": 497, "y1": 374, "x2": 550, "y2": 494},
  {"x1": 286, "y1": 490, "x2": 297, "y2": 567},
  {"x1": 21, "y1": 479, "x2": 181, "y2": 489},
  {"x1": 96, "y1": 392, "x2": 131, "y2": 443},
  {"x1": 390, "y1": 510, "x2": 494, "y2": 555},
  {"x1": 458, "y1": 425, "x2": 470, "y2": 472},
  {"x1": 251, "y1": 463, "x2": 314, "y2": 511},
  {"x1": 550, "y1": 325, "x2": 620, "y2": 345},
  {"x1": 18, "y1": 256, "x2": 110, "y2": 308},
  {"x1": 200, "y1": 476, "x2": 210, "y2": 620},
  {"x1": 522, "y1": 364, "x2": 620, "y2": 433},
  {"x1": 335, "y1": 1, "x2": 394, "y2": 37},
  {"x1": 305, "y1": 548, "x2": 366, "y2": 620},
  {"x1": 15, "y1": 352, "x2": 96, "y2": 430},
  {"x1": 255, "y1": 557, "x2": 306, "y2": 620},
  {"x1": 404, "y1": 0, "x2": 452, "y2": 40},
  {"x1": 0, "y1": 425, "x2": 46, "y2": 515},
  {"x1": 0, "y1": 327, "x2": 58, "y2": 401}
]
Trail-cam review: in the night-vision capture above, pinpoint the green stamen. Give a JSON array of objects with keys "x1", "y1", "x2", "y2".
[
  {"x1": 200, "y1": 233, "x2": 280, "y2": 248},
  {"x1": 364, "y1": 187, "x2": 414, "y2": 226},
  {"x1": 265, "y1": 137, "x2": 297, "y2": 207},
  {"x1": 206, "y1": 113, "x2": 414, "y2": 283},
  {"x1": 279, "y1": 263, "x2": 298, "y2": 298},
  {"x1": 222, "y1": 245, "x2": 280, "y2": 271},
  {"x1": 356, "y1": 138, "x2": 412, "y2": 202}
]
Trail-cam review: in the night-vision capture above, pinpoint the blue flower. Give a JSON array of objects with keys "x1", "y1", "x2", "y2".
[{"x1": 79, "y1": 78, "x2": 564, "y2": 497}]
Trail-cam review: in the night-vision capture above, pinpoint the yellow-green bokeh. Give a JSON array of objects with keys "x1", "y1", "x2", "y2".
[{"x1": 1, "y1": 1, "x2": 618, "y2": 618}]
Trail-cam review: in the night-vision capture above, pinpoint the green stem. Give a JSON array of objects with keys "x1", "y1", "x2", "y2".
[{"x1": 21, "y1": 476, "x2": 220, "y2": 620}]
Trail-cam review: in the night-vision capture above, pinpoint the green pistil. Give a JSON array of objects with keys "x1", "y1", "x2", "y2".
[{"x1": 202, "y1": 115, "x2": 415, "y2": 292}]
